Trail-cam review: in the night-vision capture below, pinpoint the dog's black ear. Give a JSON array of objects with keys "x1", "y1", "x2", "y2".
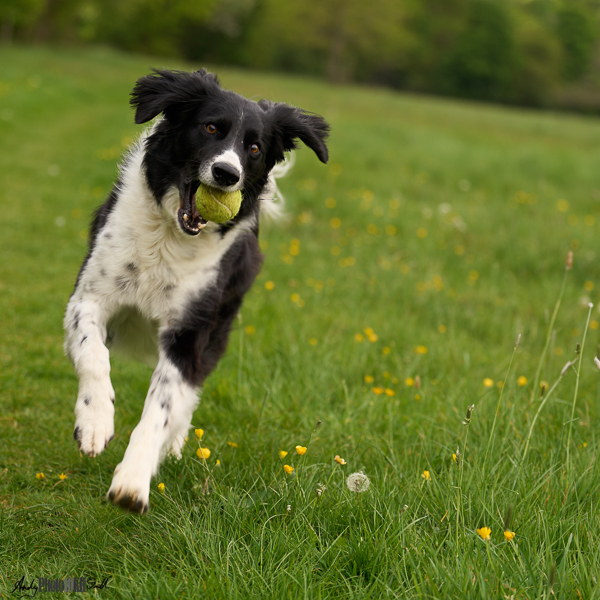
[
  {"x1": 262, "y1": 101, "x2": 330, "y2": 165},
  {"x1": 130, "y1": 69, "x2": 220, "y2": 124}
]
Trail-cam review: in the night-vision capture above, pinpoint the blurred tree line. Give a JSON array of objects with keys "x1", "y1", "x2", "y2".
[{"x1": 2, "y1": 0, "x2": 600, "y2": 110}]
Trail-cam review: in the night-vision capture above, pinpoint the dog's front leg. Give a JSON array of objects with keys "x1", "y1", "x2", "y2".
[
  {"x1": 107, "y1": 353, "x2": 199, "y2": 514},
  {"x1": 65, "y1": 299, "x2": 115, "y2": 457}
]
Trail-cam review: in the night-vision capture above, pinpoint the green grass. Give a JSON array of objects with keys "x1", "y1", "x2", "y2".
[{"x1": 1, "y1": 45, "x2": 600, "y2": 599}]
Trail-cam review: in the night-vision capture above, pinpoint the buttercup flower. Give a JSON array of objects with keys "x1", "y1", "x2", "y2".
[
  {"x1": 504, "y1": 530, "x2": 515, "y2": 541},
  {"x1": 421, "y1": 470, "x2": 430, "y2": 481},
  {"x1": 195, "y1": 428, "x2": 204, "y2": 440},
  {"x1": 58, "y1": 473, "x2": 67, "y2": 480},
  {"x1": 517, "y1": 376, "x2": 527, "y2": 386},
  {"x1": 227, "y1": 441, "x2": 238, "y2": 448},
  {"x1": 334, "y1": 455, "x2": 346, "y2": 465},
  {"x1": 296, "y1": 446, "x2": 307, "y2": 455},
  {"x1": 197, "y1": 447, "x2": 211, "y2": 460},
  {"x1": 158, "y1": 483, "x2": 165, "y2": 494},
  {"x1": 483, "y1": 378, "x2": 494, "y2": 388},
  {"x1": 284, "y1": 465, "x2": 294, "y2": 475},
  {"x1": 415, "y1": 345, "x2": 428, "y2": 355},
  {"x1": 372, "y1": 387, "x2": 384, "y2": 395},
  {"x1": 477, "y1": 527, "x2": 491, "y2": 541},
  {"x1": 364, "y1": 375, "x2": 374, "y2": 383},
  {"x1": 346, "y1": 472, "x2": 370, "y2": 493},
  {"x1": 279, "y1": 450, "x2": 288, "y2": 459},
  {"x1": 35, "y1": 473, "x2": 45, "y2": 480}
]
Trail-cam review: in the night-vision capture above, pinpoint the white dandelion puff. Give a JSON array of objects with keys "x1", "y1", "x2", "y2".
[{"x1": 346, "y1": 471, "x2": 371, "y2": 493}]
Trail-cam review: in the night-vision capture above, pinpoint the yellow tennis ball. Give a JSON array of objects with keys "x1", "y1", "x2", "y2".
[{"x1": 196, "y1": 185, "x2": 242, "y2": 223}]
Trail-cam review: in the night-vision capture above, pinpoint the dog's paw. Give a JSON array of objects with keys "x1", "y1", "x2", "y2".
[
  {"x1": 107, "y1": 463, "x2": 150, "y2": 514},
  {"x1": 167, "y1": 433, "x2": 186, "y2": 460},
  {"x1": 74, "y1": 394, "x2": 115, "y2": 457}
]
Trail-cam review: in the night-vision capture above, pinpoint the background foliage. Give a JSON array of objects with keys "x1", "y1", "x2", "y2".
[{"x1": 2, "y1": 0, "x2": 600, "y2": 110}]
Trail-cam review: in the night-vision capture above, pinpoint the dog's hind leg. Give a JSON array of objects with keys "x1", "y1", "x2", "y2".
[
  {"x1": 65, "y1": 299, "x2": 115, "y2": 457},
  {"x1": 107, "y1": 353, "x2": 199, "y2": 514}
]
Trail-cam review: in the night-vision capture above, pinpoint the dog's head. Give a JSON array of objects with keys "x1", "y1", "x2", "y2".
[{"x1": 130, "y1": 69, "x2": 329, "y2": 236}]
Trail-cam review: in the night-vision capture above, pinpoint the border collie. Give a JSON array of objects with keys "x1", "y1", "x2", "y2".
[{"x1": 64, "y1": 69, "x2": 329, "y2": 513}]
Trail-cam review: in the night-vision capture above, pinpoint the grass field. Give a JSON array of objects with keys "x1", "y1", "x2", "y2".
[{"x1": 1, "y1": 45, "x2": 600, "y2": 599}]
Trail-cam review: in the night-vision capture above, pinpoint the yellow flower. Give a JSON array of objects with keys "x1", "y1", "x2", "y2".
[
  {"x1": 309, "y1": 338, "x2": 318, "y2": 346},
  {"x1": 158, "y1": 482, "x2": 165, "y2": 494},
  {"x1": 227, "y1": 441, "x2": 238, "y2": 448},
  {"x1": 422, "y1": 470, "x2": 430, "y2": 480},
  {"x1": 504, "y1": 530, "x2": 515, "y2": 541},
  {"x1": 517, "y1": 376, "x2": 527, "y2": 386},
  {"x1": 295, "y1": 445, "x2": 307, "y2": 455},
  {"x1": 405, "y1": 377, "x2": 414, "y2": 387},
  {"x1": 363, "y1": 327, "x2": 375, "y2": 336},
  {"x1": 244, "y1": 325, "x2": 255, "y2": 335},
  {"x1": 195, "y1": 428, "x2": 204, "y2": 440},
  {"x1": 385, "y1": 389, "x2": 395, "y2": 397},
  {"x1": 368, "y1": 333, "x2": 378, "y2": 342},
  {"x1": 477, "y1": 527, "x2": 492, "y2": 541},
  {"x1": 415, "y1": 345, "x2": 428, "y2": 355},
  {"x1": 372, "y1": 387, "x2": 384, "y2": 395},
  {"x1": 58, "y1": 473, "x2": 67, "y2": 480},
  {"x1": 334, "y1": 455, "x2": 346, "y2": 465},
  {"x1": 279, "y1": 450, "x2": 288, "y2": 459},
  {"x1": 35, "y1": 472, "x2": 45, "y2": 480},
  {"x1": 265, "y1": 280, "x2": 275, "y2": 290},
  {"x1": 216, "y1": 459, "x2": 221, "y2": 466},
  {"x1": 483, "y1": 378, "x2": 494, "y2": 388},
  {"x1": 382, "y1": 346, "x2": 391, "y2": 355},
  {"x1": 354, "y1": 333, "x2": 365, "y2": 342},
  {"x1": 364, "y1": 375, "x2": 374, "y2": 384},
  {"x1": 283, "y1": 464, "x2": 294, "y2": 475},
  {"x1": 452, "y1": 453, "x2": 457, "y2": 462},
  {"x1": 197, "y1": 447, "x2": 211, "y2": 460}
]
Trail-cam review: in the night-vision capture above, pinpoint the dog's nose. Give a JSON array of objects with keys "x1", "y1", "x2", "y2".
[{"x1": 212, "y1": 162, "x2": 240, "y2": 187}]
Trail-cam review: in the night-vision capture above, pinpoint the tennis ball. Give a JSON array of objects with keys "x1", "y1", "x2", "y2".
[{"x1": 196, "y1": 185, "x2": 242, "y2": 223}]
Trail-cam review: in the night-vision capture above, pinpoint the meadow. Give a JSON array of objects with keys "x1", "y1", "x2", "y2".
[{"x1": 1, "y1": 45, "x2": 600, "y2": 599}]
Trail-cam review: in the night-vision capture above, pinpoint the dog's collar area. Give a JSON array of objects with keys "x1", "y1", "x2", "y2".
[{"x1": 178, "y1": 180, "x2": 207, "y2": 236}]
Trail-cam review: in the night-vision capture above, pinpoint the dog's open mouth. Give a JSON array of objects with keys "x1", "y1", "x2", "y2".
[{"x1": 177, "y1": 180, "x2": 207, "y2": 236}]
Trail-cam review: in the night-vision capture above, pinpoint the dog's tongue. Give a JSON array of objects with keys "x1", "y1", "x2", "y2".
[{"x1": 177, "y1": 180, "x2": 207, "y2": 236}]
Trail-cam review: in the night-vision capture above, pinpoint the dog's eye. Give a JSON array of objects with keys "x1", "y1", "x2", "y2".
[
  {"x1": 250, "y1": 144, "x2": 260, "y2": 155},
  {"x1": 206, "y1": 124, "x2": 217, "y2": 134}
]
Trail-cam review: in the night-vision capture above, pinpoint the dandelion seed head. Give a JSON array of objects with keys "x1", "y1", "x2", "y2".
[{"x1": 346, "y1": 471, "x2": 370, "y2": 493}]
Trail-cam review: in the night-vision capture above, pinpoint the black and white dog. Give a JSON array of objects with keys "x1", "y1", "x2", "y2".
[{"x1": 64, "y1": 69, "x2": 329, "y2": 513}]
